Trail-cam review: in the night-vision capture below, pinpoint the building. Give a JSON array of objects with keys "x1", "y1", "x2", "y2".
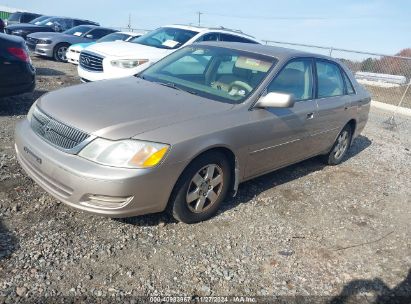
[{"x1": 0, "y1": 5, "x2": 26, "y2": 20}]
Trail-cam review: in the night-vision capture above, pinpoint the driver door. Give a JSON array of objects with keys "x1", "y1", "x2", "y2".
[{"x1": 245, "y1": 58, "x2": 318, "y2": 178}]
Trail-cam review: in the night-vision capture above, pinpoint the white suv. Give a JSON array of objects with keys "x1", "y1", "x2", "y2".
[{"x1": 77, "y1": 24, "x2": 260, "y2": 82}]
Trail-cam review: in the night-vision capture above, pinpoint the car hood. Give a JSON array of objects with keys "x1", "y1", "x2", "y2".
[
  {"x1": 36, "y1": 77, "x2": 234, "y2": 140},
  {"x1": 85, "y1": 41, "x2": 172, "y2": 59},
  {"x1": 7, "y1": 24, "x2": 53, "y2": 31},
  {"x1": 28, "y1": 32, "x2": 73, "y2": 39}
]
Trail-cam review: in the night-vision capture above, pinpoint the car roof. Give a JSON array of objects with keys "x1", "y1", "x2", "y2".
[
  {"x1": 162, "y1": 24, "x2": 257, "y2": 39},
  {"x1": 0, "y1": 32, "x2": 24, "y2": 46},
  {"x1": 117, "y1": 31, "x2": 144, "y2": 36},
  {"x1": 197, "y1": 42, "x2": 335, "y2": 62}
]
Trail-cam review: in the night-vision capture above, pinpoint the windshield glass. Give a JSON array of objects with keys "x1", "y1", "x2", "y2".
[
  {"x1": 37, "y1": 17, "x2": 59, "y2": 26},
  {"x1": 140, "y1": 46, "x2": 276, "y2": 104},
  {"x1": 131, "y1": 27, "x2": 198, "y2": 49},
  {"x1": 8, "y1": 13, "x2": 21, "y2": 22},
  {"x1": 29, "y1": 16, "x2": 49, "y2": 25},
  {"x1": 63, "y1": 25, "x2": 92, "y2": 36},
  {"x1": 97, "y1": 33, "x2": 130, "y2": 43}
]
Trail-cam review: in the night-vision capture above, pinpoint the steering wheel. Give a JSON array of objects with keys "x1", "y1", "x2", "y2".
[{"x1": 227, "y1": 81, "x2": 253, "y2": 95}]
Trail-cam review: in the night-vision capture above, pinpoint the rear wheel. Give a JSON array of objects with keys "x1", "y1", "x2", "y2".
[
  {"x1": 169, "y1": 152, "x2": 231, "y2": 224},
  {"x1": 53, "y1": 43, "x2": 69, "y2": 62},
  {"x1": 323, "y1": 125, "x2": 352, "y2": 165}
]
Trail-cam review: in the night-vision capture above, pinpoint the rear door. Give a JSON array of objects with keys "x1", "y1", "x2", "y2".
[
  {"x1": 309, "y1": 59, "x2": 353, "y2": 154},
  {"x1": 245, "y1": 58, "x2": 318, "y2": 178}
]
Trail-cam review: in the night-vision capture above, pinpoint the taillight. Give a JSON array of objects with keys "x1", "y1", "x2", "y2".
[{"x1": 7, "y1": 47, "x2": 30, "y2": 62}]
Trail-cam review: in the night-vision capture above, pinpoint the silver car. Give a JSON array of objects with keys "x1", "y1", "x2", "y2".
[
  {"x1": 15, "y1": 42, "x2": 371, "y2": 223},
  {"x1": 26, "y1": 25, "x2": 116, "y2": 62}
]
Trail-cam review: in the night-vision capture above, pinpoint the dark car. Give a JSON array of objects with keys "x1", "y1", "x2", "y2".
[
  {"x1": 6, "y1": 16, "x2": 99, "y2": 40},
  {"x1": 0, "y1": 33, "x2": 35, "y2": 98},
  {"x1": 4, "y1": 15, "x2": 51, "y2": 39},
  {"x1": 6, "y1": 12, "x2": 42, "y2": 26},
  {"x1": 0, "y1": 18, "x2": 5, "y2": 33}
]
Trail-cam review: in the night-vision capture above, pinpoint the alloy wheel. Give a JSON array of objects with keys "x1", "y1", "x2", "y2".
[
  {"x1": 334, "y1": 130, "x2": 350, "y2": 160},
  {"x1": 186, "y1": 164, "x2": 224, "y2": 213}
]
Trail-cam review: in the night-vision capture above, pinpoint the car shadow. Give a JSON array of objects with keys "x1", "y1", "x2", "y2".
[
  {"x1": 329, "y1": 268, "x2": 411, "y2": 304},
  {"x1": 0, "y1": 219, "x2": 18, "y2": 261},
  {"x1": 220, "y1": 134, "x2": 372, "y2": 213},
  {"x1": 120, "y1": 135, "x2": 372, "y2": 226},
  {"x1": 0, "y1": 89, "x2": 47, "y2": 116},
  {"x1": 36, "y1": 67, "x2": 66, "y2": 76}
]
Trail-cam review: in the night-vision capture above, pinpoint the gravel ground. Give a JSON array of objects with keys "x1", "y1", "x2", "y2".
[{"x1": 0, "y1": 57, "x2": 410, "y2": 303}]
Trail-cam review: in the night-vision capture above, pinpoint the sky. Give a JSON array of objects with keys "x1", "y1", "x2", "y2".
[{"x1": 2, "y1": 0, "x2": 410, "y2": 55}]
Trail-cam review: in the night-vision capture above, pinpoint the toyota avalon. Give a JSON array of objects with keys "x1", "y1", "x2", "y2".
[{"x1": 15, "y1": 43, "x2": 371, "y2": 223}]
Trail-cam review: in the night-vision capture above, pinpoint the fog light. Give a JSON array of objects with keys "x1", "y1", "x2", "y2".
[{"x1": 80, "y1": 194, "x2": 133, "y2": 209}]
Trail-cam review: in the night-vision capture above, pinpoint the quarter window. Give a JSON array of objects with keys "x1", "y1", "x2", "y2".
[
  {"x1": 316, "y1": 61, "x2": 345, "y2": 98},
  {"x1": 268, "y1": 59, "x2": 314, "y2": 101},
  {"x1": 342, "y1": 71, "x2": 355, "y2": 94},
  {"x1": 197, "y1": 33, "x2": 220, "y2": 42}
]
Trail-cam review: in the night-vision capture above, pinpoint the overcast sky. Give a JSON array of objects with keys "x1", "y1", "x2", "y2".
[{"x1": 3, "y1": 0, "x2": 410, "y2": 55}]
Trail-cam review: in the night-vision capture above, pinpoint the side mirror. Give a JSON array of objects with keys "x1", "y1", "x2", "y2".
[
  {"x1": 85, "y1": 34, "x2": 93, "y2": 39},
  {"x1": 255, "y1": 92, "x2": 295, "y2": 109}
]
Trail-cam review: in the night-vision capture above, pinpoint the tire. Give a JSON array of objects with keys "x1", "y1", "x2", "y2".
[
  {"x1": 53, "y1": 43, "x2": 69, "y2": 62},
  {"x1": 323, "y1": 124, "x2": 353, "y2": 165},
  {"x1": 169, "y1": 152, "x2": 231, "y2": 224}
]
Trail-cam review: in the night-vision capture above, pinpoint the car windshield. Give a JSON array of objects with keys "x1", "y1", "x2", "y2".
[
  {"x1": 29, "y1": 16, "x2": 49, "y2": 25},
  {"x1": 37, "y1": 17, "x2": 60, "y2": 26},
  {"x1": 140, "y1": 46, "x2": 276, "y2": 104},
  {"x1": 131, "y1": 27, "x2": 198, "y2": 49},
  {"x1": 63, "y1": 25, "x2": 92, "y2": 36},
  {"x1": 97, "y1": 33, "x2": 130, "y2": 43}
]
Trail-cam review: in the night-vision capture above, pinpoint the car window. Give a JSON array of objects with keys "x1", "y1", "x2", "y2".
[
  {"x1": 64, "y1": 25, "x2": 93, "y2": 36},
  {"x1": 342, "y1": 70, "x2": 355, "y2": 94},
  {"x1": 87, "y1": 28, "x2": 114, "y2": 39},
  {"x1": 316, "y1": 60, "x2": 345, "y2": 98},
  {"x1": 219, "y1": 33, "x2": 258, "y2": 44},
  {"x1": 97, "y1": 33, "x2": 129, "y2": 43},
  {"x1": 21, "y1": 14, "x2": 32, "y2": 23},
  {"x1": 141, "y1": 45, "x2": 276, "y2": 104},
  {"x1": 268, "y1": 58, "x2": 314, "y2": 101},
  {"x1": 131, "y1": 27, "x2": 198, "y2": 49},
  {"x1": 196, "y1": 33, "x2": 220, "y2": 42},
  {"x1": 8, "y1": 13, "x2": 22, "y2": 22}
]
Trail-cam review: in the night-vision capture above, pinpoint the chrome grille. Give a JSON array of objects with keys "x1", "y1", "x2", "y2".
[
  {"x1": 79, "y1": 51, "x2": 104, "y2": 72},
  {"x1": 31, "y1": 107, "x2": 90, "y2": 151}
]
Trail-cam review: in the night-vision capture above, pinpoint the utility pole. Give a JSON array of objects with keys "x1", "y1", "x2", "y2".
[
  {"x1": 197, "y1": 12, "x2": 203, "y2": 26},
  {"x1": 127, "y1": 14, "x2": 131, "y2": 29}
]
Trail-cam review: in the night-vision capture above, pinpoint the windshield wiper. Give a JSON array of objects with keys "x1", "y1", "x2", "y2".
[{"x1": 157, "y1": 81, "x2": 198, "y2": 96}]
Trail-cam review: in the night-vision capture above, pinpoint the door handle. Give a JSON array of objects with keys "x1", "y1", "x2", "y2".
[{"x1": 306, "y1": 112, "x2": 314, "y2": 120}]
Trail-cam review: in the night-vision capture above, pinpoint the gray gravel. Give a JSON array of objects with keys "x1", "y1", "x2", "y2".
[{"x1": 0, "y1": 56, "x2": 410, "y2": 303}]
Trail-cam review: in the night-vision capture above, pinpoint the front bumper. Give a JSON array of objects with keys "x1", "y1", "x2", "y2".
[
  {"x1": 27, "y1": 41, "x2": 54, "y2": 58},
  {"x1": 67, "y1": 50, "x2": 80, "y2": 65},
  {"x1": 15, "y1": 119, "x2": 184, "y2": 217}
]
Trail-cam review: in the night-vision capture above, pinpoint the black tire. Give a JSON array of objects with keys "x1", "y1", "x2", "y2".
[
  {"x1": 53, "y1": 43, "x2": 69, "y2": 62},
  {"x1": 169, "y1": 152, "x2": 231, "y2": 224},
  {"x1": 323, "y1": 124, "x2": 353, "y2": 165}
]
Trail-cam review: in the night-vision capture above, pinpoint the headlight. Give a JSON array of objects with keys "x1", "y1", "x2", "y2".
[
  {"x1": 37, "y1": 39, "x2": 52, "y2": 45},
  {"x1": 111, "y1": 59, "x2": 148, "y2": 69},
  {"x1": 27, "y1": 102, "x2": 38, "y2": 122},
  {"x1": 79, "y1": 138, "x2": 170, "y2": 168}
]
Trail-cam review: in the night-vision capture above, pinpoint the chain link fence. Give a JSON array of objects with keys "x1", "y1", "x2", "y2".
[{"x1": 263, "y1": 40, "x2": 411, "y2": 110}]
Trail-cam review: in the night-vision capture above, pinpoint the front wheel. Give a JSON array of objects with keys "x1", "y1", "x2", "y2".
[
  {"x1": 323, "y1": 125, "x2": 352, "y2": 165},
  {"x1": 53, "y1": 43, "x2": 69, "y2": 62},
  {"x1": 169, "y1": 152, "x2": 231, "y2": 224}
]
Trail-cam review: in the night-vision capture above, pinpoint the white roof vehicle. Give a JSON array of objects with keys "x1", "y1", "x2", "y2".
[{"x1": 77, "y1": 24, "x2": 260, "y2": 82}]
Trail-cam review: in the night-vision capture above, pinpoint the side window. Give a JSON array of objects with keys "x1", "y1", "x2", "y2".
[
  {"x1": 268, "y1": 58, "x2": 314, "y2": 101},
  {"x1": 21, "y1": 14, "x2": 32, "y2": 23},
  {"x1": 197, "y1": 33, "x2": 220, "y2": 42},
  {"x1": 342, "y1": 70, "x2": 355, "y2": 94},
  {"x1": 316, "y1": 61, "x2": 345, "y2": 98}
]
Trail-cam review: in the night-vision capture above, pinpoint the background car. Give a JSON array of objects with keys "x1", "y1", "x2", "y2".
[
  {"x1": 6, "y1": 16, "x2": 99, "y2": 40},
  {"x1": 0, "y1": 18, "x2": 5, "y2": 33},
  {"x1": 27, "y1": 25, "x2": 115, "y2": 62},
  {"x1": 67, "y1": 31, "x2": 143, "y2": 65},
  {"x1": 4, "y1": 15, "x2": 51, "y2": 39},
  {"x1": 78, "y1": 24, "x2": 260, "y2": 82},
  {"x1": 0, "y1": 33, "x2": 35, "y2": 98},
  {"x1": 5, "y1": 11, "x2": 41, "y2": 26}
]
